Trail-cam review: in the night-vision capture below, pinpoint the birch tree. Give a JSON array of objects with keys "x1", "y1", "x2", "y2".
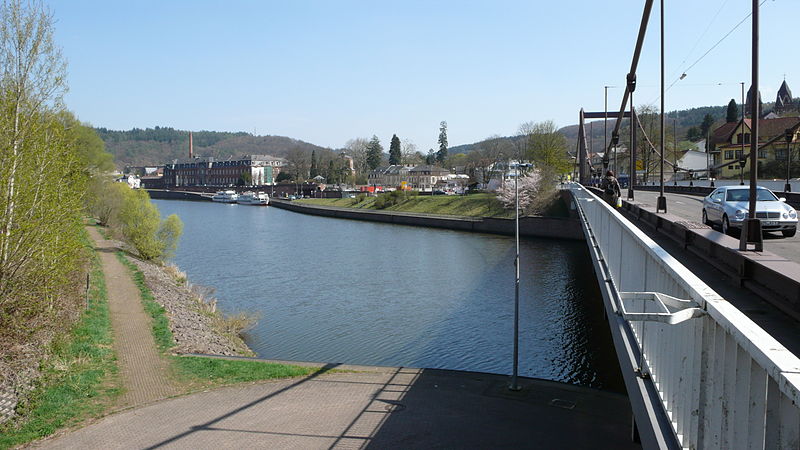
[{"x1": 0, "y1": 0, "x2": 82, "y2": 339}]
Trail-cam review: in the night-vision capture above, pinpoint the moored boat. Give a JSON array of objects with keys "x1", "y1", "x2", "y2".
[
  {"x1": 211, "y1": 190, "x2": 239, "y2": 203},
  {"x1": 236, "y1": 191, "x2": 269, "y2": 205}
]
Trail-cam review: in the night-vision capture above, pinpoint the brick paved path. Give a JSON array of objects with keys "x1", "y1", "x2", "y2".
[{"x1": 87, "y1": 227, "x2": 177, "y2": 408}]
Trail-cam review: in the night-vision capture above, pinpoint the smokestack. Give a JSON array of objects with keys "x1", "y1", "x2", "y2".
[{"x1": 189, "y1": 131, "x2": 193, "y2": 159}]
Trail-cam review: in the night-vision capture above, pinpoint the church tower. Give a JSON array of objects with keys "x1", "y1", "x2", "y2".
[{"x1": 775, "y1": 80, "x2": 794, "y2": 114}]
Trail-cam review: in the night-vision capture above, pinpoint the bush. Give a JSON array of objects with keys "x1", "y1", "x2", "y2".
[
  {"x1": 117, "y1": 189, "x2": 183, "y2": 262},
  {"x1": 373, "y1": 190, "x2": 417, "y2": 209}
]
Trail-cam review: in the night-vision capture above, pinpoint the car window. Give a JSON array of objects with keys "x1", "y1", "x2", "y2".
[
  {"x1": 712, "y1": 190, "x2": 724, "y2": 202},
  {"x1": 726, "y1": 190, "x2": 749, "y2": 202},
  {"x1": 756, "y1": 189, "x2": 778, "y2": 201}
]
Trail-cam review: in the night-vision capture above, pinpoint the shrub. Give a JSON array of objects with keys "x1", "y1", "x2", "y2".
[{"x1": 117, "y1": 189, "x2": 183, "y2": 262}]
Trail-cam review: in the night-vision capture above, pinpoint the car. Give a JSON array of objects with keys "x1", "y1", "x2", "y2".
[{"x1": 702, "y1": 186, "x2": 797, "y2": 237}]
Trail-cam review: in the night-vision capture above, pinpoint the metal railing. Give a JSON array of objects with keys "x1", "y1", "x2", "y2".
[{"x1": 567, "y1": 183, "x2": 800, "y2": 449}]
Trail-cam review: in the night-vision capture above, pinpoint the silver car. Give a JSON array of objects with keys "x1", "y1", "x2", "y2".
[{"x1": 702, "y1": 186, "x2": 798, "y2": 237}]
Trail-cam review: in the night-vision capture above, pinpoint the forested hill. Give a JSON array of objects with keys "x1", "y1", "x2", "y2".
[{"x1": 95, "y1": 126, "x2": 329, "y2": 168}]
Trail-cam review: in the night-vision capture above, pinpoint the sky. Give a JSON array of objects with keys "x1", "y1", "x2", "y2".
[{"x1": 48, "y1": 0, "x2": 799, "y2": 152}]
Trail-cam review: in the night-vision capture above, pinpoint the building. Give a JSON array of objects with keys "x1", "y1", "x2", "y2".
[
  {"x1": 711, "y1": 117, "x2": 800, "y2": 178},
  {"x1": 367, "y1": 165, "x2": 413, "y2": 188},
  {"x1": 407, "y1": 165, "x2": 451, "y2": 191},
  {"x1": 163, "y1": 154, "x2": 287, "y2": 187},
  {"x1": 775, "y1": 80, "x2": 795, "y2": 115}
]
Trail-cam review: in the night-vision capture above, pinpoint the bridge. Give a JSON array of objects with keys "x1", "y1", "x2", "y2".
[{"x1": 567, "y1": 183, "x2": 800, "y2": 449}]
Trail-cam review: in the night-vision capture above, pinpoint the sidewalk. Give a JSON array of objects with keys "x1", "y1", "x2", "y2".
[{"x1": 35, "y1": 364, "x2": 637, "y2": 449}]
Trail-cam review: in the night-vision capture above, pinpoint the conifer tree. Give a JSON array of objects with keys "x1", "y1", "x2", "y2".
[
  {"x1": 436, "y1": 121, "x2": 448, "y2": 164},
  {"x1": 726, "y1": 99, "x2": 739, "y2": 123},
  {"x1": 366, "y1": 135, "x2": 383, "y2": 170},
  {"x1": 310, "y1": 149, "x2": 318, "y2": 177},
  {"x1": 389, "y1": 134, "x2": 401, "y2": 165}
]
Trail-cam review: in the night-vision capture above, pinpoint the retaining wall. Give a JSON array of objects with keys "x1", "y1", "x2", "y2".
[{"x1": 269, "y1": 199, "x2": 584, "y2": 240}]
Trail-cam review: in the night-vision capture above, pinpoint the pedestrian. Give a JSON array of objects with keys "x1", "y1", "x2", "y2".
[{"x1": 601, "y1": 170, "x2": 621, "y2": 207}]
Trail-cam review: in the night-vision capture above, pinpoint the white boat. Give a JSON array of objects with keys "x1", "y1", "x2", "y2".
[
  {"x1": 211, "y1": 190, "x2": 239, "y2": 203},
  {"x1": 236, "y1": 191, "x2": 269, "y2": 205}
]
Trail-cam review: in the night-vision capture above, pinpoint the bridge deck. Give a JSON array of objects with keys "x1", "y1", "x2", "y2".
[{"x1": 623, "y1": 190, "x2": 800, "y2": 356}]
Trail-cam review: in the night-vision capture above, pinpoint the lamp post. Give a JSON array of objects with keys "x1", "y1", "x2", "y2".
[
  {"x1": 656, "y1": 0, "x2": 667, "y2": 213},
  {"x1": 740, "y1": 0, "x2": 763, "y2": 252},
  {"x1": 627, "y1": 73, "x2": 637, "y2": 201},
  {"x1": 673, "y1": 117, "x2": 678, "y2": 186},
  {"x1": 786, "y1": 128, "x2": 793, "y2": 193},
  {"x1": 509, "y1": 161, "x2": 531, "y2": 392}
]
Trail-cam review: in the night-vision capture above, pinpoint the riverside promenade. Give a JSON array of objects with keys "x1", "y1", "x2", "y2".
[
  {"x1": 37, "y1": 361, "x2": 637, "y2": 449},
  {"x1": 33, "y1": 226, "x2": 639, "y2": 449}
]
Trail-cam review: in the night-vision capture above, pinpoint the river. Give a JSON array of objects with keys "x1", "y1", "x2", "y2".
[{"x1": 153, "y1": 200, "x2": 623, "y2": 391}]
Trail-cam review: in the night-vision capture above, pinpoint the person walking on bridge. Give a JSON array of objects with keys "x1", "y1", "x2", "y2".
[{"x1": 601, "y1": 170, "x2": 621, "y2": 207}]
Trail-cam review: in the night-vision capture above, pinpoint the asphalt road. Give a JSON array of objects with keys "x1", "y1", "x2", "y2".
[{"x1": 631, "y1": 190, "x2": 800, "y2": 264}]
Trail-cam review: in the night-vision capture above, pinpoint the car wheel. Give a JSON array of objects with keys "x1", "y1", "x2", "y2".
[
  {"x1": 702, "y1": 209, "x2": 710, "y2": 226},
  {"x1": 782, "y1": 228, "x2": 797, "y2": 238},
  {"x1": 722, "y1": 215, "x2": 730, "y2": 236}
]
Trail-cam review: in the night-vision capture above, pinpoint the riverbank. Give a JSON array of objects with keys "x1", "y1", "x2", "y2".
[{"x1": 272, "y1": 197, "x2": 584, "y2": 240}]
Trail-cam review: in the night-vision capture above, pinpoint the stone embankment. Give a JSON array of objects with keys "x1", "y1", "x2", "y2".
[{"x1": 128, "y1": 256, "x2": 253, "y2": 357}]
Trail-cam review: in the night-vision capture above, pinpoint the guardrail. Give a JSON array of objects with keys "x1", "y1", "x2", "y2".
[{"x1": 567, "y1": 183, "x2": 800, "y2": 449}]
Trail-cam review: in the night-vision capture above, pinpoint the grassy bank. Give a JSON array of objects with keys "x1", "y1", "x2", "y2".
[
  {"x1": 115, "y1": 252, "x2": 316, "y2": 390},
  {"x1": 298, "y1": 193, "x2": 513, "y2": 217},
  {"x1": 0, "y1": 232, "x2": 120, "y2": 449}
]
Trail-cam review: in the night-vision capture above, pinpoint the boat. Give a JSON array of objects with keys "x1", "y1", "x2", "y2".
[
  {"x1": 211, "y1": 190, "x2": 239, "y2": 203},
  {"x1": 236, "y1": 191, "x2": 269, "y2": 205}
]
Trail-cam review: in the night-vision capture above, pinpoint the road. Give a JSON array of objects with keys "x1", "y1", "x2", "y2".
[{"x1": 631, "y1": 190, "x2": 800, "y2": 264}]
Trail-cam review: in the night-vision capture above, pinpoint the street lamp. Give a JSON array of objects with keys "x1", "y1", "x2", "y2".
[
  {"x1": 509, "y1": 161, "x2": 532, "y2": 392},
  {"x1": 786, "y1": 128, "x2": 793, "y2": 193}
]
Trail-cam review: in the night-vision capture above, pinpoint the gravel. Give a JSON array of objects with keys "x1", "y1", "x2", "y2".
[{"x1": 128, "y1": 257, "x2": 254, "y2": 357}]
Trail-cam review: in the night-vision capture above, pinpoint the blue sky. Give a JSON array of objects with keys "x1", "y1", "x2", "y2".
[{"x1": 50, "y1": 1, "x2": 798, "y2": 151}]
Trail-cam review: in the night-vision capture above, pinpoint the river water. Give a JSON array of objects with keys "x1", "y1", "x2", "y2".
[{"x1": 153, "y1": 200, "x2": 623, "y2": 391}]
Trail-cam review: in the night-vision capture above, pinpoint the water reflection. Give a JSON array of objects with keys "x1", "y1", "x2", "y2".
[{"x1": 154, "y1": 200, "x2": 623, "y2": 391}]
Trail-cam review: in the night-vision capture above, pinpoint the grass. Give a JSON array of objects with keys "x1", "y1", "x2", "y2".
[
  {"x1": 299, "y1": 193, "x2": 513, "y2": 217},
  {"x1": 115, "y1": 252, "x2": 174, "y2": 352},
  {"x1": 115, "y1": 251, "x2": 319, "y2": 389},
  {"x1": 0, "y1": 233, "x2": 121, "y2": 449}
]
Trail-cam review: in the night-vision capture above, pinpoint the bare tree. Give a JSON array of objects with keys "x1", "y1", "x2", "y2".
[
  {"x1": 467, "y1": 135, "x2": 512, "y2": 186},
  {"x1": 518, "y1": 120, "x2": 570, "y2": 174},
  {"x1": 285, "y1": 147, "x2": 310, "y2": 180},
  {"x1": 343, "y1": 137, "x2": 370, "y2": 174},
  {"x1": 401, "y1": 139, "x2": 421, "y2": 165}
]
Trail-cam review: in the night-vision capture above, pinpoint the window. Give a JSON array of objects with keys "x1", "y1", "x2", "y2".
[
  {"x1": 724, "y1": 150, "x2": 734, "y2": 160},
  {"x1": 744, "y1": 133, "x2": 751, "y2": 144},
  {"x1": 758, "y1": 149, "x2": 767, "y2": 159}
]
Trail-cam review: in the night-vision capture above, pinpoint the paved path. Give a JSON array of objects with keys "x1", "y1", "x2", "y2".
[
  {"x1": 632, "y1": 190, "x2": 800, "y2": 263},
  {"x1": 35, "y1": 363, "x2": 637, "y2": 449},
  {"x1": 87, "y1": 227, "x2": 177, "y2": 408}
]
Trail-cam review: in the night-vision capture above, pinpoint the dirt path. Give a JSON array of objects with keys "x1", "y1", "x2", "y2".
[{"x1": 87, "y1": 227, "x2": 177, "y2": 408}]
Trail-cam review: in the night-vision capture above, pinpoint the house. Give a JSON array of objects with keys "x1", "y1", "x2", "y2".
[
  {"x1": 675, "y1": 150, "x2": 711, "y2": 180},
  {"x1": 367, "y1": 165, "x2": 413, "y2": 188},
  {"x1": 710, "y1": 116, "x2": 800, "y2": 178},
  {"x1": 407, "y1": 165, "x2": 450, "y2": 191}
]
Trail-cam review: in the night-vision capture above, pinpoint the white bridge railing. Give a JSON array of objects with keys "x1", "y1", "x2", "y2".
[{"x1": 568, "y1": 183, "x2": 800, "y2": 449}]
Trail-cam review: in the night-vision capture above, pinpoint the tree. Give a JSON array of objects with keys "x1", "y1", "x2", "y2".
[
  {"x1": 343, "y1": 137, "x2": 370, "y2": 174},
  {"x1": 401, "y1": 140, "x2": 422, "y2": 165},
  {"x1": 366, "y1": 135, "x2": 383, "y2": 170},
  {"x1": 0, "y1": 0, "x2": 89, "y2": 340},
  {"x1": 436, "y1": 121, "x2": 448, "y2": 164},
  {"x1": 425, "y1": 149, "x2": 436, "y2": 165},
  {"x1": 726, "y1": 99, "x2": 739, "y2": 123},
  {"x1": 699, "y1": 114, "x2": 715, "y2": 139},
  {"x1": 389, "y1": 134, "x2": 401, "y2": 165},
  {"x1": 309, "y1": 149, "x2": 318, "y2": 178},
  {"x1": 467, "y1": 136, "x2": 513, "y2": 186},
  {"x1": 519, "y1": 120, "x2": 571, "y2": 174},
  {"x1": 118, "y1": 188, "x2": 183, "y2": 261},
  {"x1": 238, "y1": 171, "x2": 252, "y2": 186},
  {"x1": 686, "y1": 126, "x2": 701, "y2": 142},
  {"x1": 286, "y1": 147, "x2": 310, "y2": 181}
]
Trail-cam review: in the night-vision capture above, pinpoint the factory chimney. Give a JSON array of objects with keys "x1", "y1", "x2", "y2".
[{"x1": 189, "y1": 131, "x2": 193, "y2": 159}]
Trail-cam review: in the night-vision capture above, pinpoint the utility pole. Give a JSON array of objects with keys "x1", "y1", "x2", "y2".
[
  {"x1": 740, "y1": 0, "x2": 763, "y2": 251},
  {"x1": 628, "y1": 73, "x2": 636, "y2": 200},
  {"x1": 741, "y1": 82, "x2": 746, "y2": 185},
  {"x1": 656, "y1": 0, "x2": 667, "y2": 213}
]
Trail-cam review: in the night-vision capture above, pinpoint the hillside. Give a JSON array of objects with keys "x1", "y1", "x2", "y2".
[
  {"x1": 448, "y1": 100, "x2": 793, "y2": 157},
  {"x1": 96, "y1": 126, "x2": 330, "y2": 168}
]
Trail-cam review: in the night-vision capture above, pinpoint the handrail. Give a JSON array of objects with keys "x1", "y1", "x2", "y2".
[{"x1": 567, "y1": 182, "x2": 800, "y2": 449}]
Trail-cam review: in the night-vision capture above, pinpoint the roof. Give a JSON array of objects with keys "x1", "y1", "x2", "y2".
[
  {"x1": 777, "y1": 80, "x2": 793, "y2": 101},
  {"x1": 409, "y1": 165, "x2": 449, "y2": 174},
  {"x1": 712, "y1": 117, "x2": 800, "y2": 145}
]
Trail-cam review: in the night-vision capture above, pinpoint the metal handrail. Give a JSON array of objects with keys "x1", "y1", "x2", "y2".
[{"x1": 567, "y1": 182, "x2": 800, "y2": 449}]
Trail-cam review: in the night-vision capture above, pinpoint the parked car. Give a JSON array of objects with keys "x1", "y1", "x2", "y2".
[{"x1": 702, "y1": 186, "x2": 797, "y2": 237}]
